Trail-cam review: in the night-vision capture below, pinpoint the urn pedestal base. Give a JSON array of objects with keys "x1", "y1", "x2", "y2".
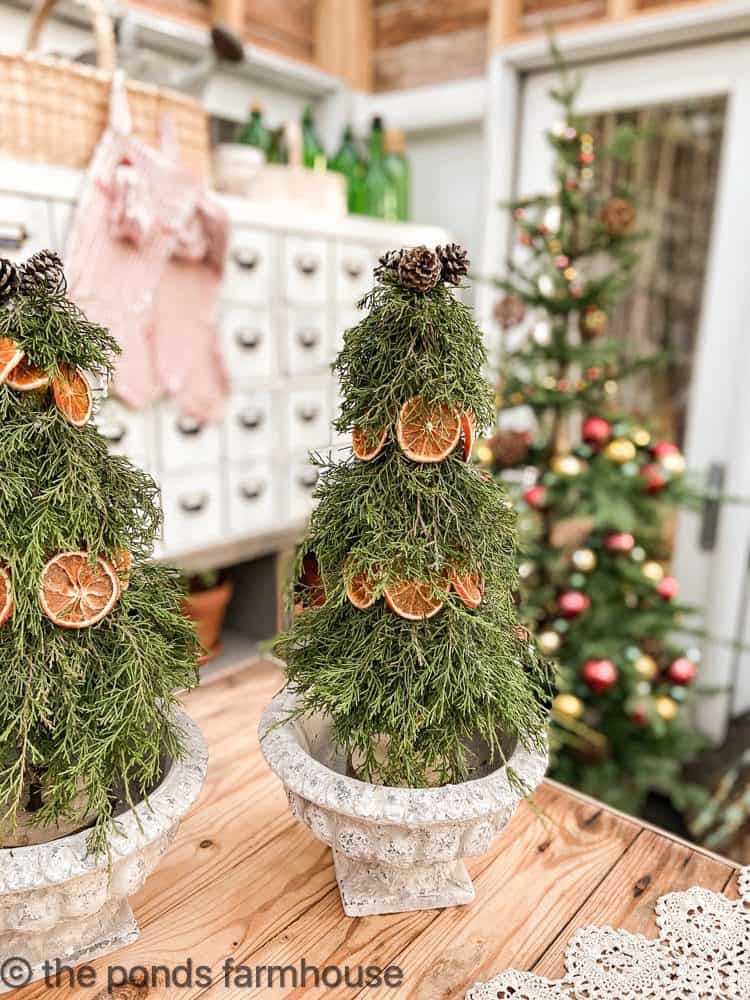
[{"x1": 333, "y1": 850, "x2": 474, "y2": 917}]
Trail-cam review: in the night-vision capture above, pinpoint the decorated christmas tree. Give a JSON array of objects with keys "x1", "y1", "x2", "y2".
[
  {"x1": 0, "y1": 252, "x2": 198, "y2": 850},
  {"x1": 274, "y1": 245, "x2": 552, "y2": 788},
  {"x1": 482, "y1": 63, "x2": 706, "y2": 814}
]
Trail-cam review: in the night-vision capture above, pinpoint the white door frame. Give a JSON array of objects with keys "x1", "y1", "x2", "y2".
[{"x1": 478, "y1": 1, "x2": 750, "y2": 742}]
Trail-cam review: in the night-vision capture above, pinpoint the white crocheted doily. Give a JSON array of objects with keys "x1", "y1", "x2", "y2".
[{"x1": 467, "y1": 865, "x2": 749, "y2": 1000}]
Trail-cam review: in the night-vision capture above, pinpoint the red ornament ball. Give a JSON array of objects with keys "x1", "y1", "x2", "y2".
[
  {"x1": 630, "y1": 704, "x2": 649, "y2": 727},
  {"x1": 667, "y1": 657, "x2": 698, "y2": 685},
  {"x1": 651, "y1": 440, "x2": 679, "y2": 459},
  {"x1": 558, "y1": 591, "x2": 590, "y2": 617},
  {"x1": 524, "y1": 485, "x2": 547, "y2": 509},
  {"x1": 657, "y1": 576, "x2": 680, "y2": 600},
  {"x1": 582, "y1": 416, "x2": 612, "y2": 447},
  {"x1": 582, "y1": 658, "x2": 618, "y2": 693},
  {"x1": 641, "y1": 463, "x2": 667, "y2": 493},
  {"x1": 605, "y1": 532, "x2": 635, "y2": 553}
]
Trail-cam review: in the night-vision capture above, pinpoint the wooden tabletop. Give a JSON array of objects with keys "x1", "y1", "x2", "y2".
[{"x1": 19, "y1": 661, "x2": 738, "y2": 1000}]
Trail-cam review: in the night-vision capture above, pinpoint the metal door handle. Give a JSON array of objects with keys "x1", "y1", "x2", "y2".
[
  {"x1": 235, "y1": 327, "x2": 262, "y2": 350},
  {"x1": 0, "y1": 222, "x2": 29, "y2": 251},
  {"x1": 700, "y1": 462, "x2": 725, "y2": 551}
]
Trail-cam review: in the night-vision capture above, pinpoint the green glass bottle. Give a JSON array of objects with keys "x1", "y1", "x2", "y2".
[
  {"x1": 302, "y1": 105, "x2": 327, "y2": 172},
  {"x1": 384, "y1": 128, "x2": 410, "y2": 222},
  {"x1": 365, "y1": 116, "x2": 397, "y2": 219},
  {"x1": 330, "y1": 125, "x2": 367, "y2": 214},
  {"x1": 236, "y1": 103, "x2": 273, "y2": 158}
]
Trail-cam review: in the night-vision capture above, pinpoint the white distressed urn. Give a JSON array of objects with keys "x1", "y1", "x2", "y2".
[
  {"x1": 0, "y1": 709, "x2": 207, "y2": 991},
  {"x1": 259, "y1": 687, "x2": 547, "y2": 917}
]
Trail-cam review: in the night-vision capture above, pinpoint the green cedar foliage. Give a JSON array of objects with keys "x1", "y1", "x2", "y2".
[
  {"x1": 0, "y1": 272, "x2": 199, "y2": 851},
  {"x1": 274, "y1": 261, "x2": 553, "y2": 788}
]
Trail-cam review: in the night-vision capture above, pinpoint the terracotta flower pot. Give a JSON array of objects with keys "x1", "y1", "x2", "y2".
[{"x1": 182, "y1": 579, "x2": 234, "y2": 663}]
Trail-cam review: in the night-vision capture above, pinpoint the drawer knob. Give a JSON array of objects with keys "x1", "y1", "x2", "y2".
[
  {"x1": 235, "y1": 327, "x2": 262, "y2": 351},
  {"x1": 294, "y1": 252, "x2": 319, "y2": 277},
  {"x1": 297, "y1": 327, "x2": 320, "y2": 350},
  {"x1": 0, "y1": 222, "x2": 29, "y2": 251},
  {"x1": 232, "y1": 247, "x2": 260, "y2": 271},
  {"x1": 238, "y1": 408, "x2": 264, "y2": 430},
  {"x1": 298, "y1": 469, "x2": 319, "y2": 490},
  {"x1": 343, "y1": 258, "x2": 363, "y2": 279},
  {"x1": 296, "y1": 404, "x2": 319, "y2": 424},
  {"x1": 176, "y1": 416, "x2": 202, "y2": 437},
  {"x1": 179, "y1": 491, "x2": 209, "y2": 513},
  {"x1": 99, "y1": 420, "x2": 126, "y2": 444},
  {"x1": 240, "y1": 480, "x2": 265, "y2": 501}
]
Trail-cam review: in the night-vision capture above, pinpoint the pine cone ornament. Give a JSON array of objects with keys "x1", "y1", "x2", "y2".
[
  {"x1": 487, "y1": 429, "x2": 530, "y2": 468},
  {"x1": 19, "y1": 249, "x2": 66, "y2": 295},
  {"x1": 374, "y1": 249, "x2": 402, "y2": 282},
  {"x1": 0, "y1": 258, "x2": 19, "y2": 304},
  {"x1": 436, "y1": 243, "x2": 469, "y2": 285},
  {"x1": 600, "y1": 197, "x2": 637, "y2": 237},
  {"x1": 493, "y1": 294, "x2": 526, "y2": 329},
  {"x1": 397, "y1": 246, "x2": 442, "y2": 293}
]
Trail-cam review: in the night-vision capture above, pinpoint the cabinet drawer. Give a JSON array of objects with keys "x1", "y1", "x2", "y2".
[
  {"x1": 160, "y1": 468, "x2": 224, "y2": 552},
  {"x1": 334, "y1": 242, "x2": 373, "y2": 303},
  {"x1": 285, "y1": 384, "x2": 330, "y2": 454},
  {"x1": 288, "y1": 459, "x2": 320, "y2": 521},
  {"x1": 95, "y1": 396, "x2": 153, "y2": 467},
  {"x1": 225, "y1": 389, "x2": 275, "y2": 460},
  {"x1": 283, "y1": 307, "x2": 329, "y2": 375},
  {"x1": 157, "y1": 401, "x2": 222, "y2": 473},
  {"x1": 0, "y1": 194, "x2": 52, "y2": 262},
  {"x1": 227, "y1": 460, "x2": 275, "y2": 534},
  {"x1": 224, "y1": 228, "x2": 272, "y2": 304},
  {"x1": 283, "y1": 236, "x2": 328, "y2": 305},
  {"x1": 220, "y1": 305, "x2": 275, "y2": 381}
]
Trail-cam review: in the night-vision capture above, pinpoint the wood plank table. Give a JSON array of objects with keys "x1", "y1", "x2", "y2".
[{"x1": 18, "y1": 660, "x2": 739, "y2": 1000}]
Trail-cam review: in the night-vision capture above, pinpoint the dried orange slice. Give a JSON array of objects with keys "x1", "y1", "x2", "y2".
[
  {"x1": 450, "y1": 569, "x2": 484, "y2": 609},
  {"x1": 300, "y1": 552, "x2": 325, "y2": 608},
  {"x1": 39, "y1": 552, "x2": 120, "y2": 629},
  {"x1": 352, "y1": 424, "x2": 388, "y2": 461},
  {"x1": 0, "y1": 563, "x2": 13, "y2": 627},
  {"x1": 346, "y1": 567, "x2": 379, "y2": 610},
  {"x1": 6, "y1": 357, "x2": 49, "y2": 391},
  {"x1": 52, "y1": 364, "x2": 93, "y2": 428},
  {"x1": 384, "y1": 578, "x2": 444, "y2": 620},
  {"x1": 396, "y1": 397, "x2": 461, "y2": 463},
  {"x1": 113, "y1": 550, "x2": 132, "y2": 590},
  {"x1": 460, "y1": 411, "x2": 476, "y2": 462},
  {"x1": 0, "y1": 338, "x2": 24, "y2": 384}
]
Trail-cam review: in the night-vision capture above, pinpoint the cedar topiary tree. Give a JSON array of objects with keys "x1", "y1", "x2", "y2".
[
  {"x1": 274, "y1": 245, "x2": 552, "y2": 789},
  {"x1": 0, "y1": 251, "x2": 199, "y2": 851}
]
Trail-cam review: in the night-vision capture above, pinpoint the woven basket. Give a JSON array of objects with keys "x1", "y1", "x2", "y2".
[{"x1": 0, "y1": 0, "x2": 212, "y2": 177}]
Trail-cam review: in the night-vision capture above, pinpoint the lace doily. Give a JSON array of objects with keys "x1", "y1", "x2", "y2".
[{"x1": 467, "y1": 865, "x2": 749, "y2": 1000}]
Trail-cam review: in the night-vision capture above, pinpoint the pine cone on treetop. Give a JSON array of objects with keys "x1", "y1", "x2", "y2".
[
  {"x1": 374, "y1": 248, "x2": 403, "y2": 282},
  {"x1": 436, "y1": 243, "x2": 469, "y2": 285},
  {"x1": 600, "y1": 197, "x2": 637, "y2": 237},
  {"x1": 487, "y1": 429, "x2": 531, "y2": 467},
  {"x1": 19, "y1": 249, "x2": 66, "y2": 295},
  {"x1": 0, "y1": 258, "x2": 19, "y2": 303},
  {"x1": 397, "y1": 245, "x2": 442, "y2": 293}
]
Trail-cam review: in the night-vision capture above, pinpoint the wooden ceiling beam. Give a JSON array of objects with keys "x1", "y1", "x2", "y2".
[{"x1": 315, "y1": 0, "x2": 373, "y2": 91}]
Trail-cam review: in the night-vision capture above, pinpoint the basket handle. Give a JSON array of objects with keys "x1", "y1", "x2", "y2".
[{"x1": 25, "y1": 0, "x2": 117, "y2": 74}]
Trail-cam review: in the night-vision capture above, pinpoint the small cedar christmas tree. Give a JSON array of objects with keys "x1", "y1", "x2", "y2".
[
  {"x1": 0, "y1": 252, "x2": 198, "y2": 849},
  {"x1": 484, "y1": 60, "x2": 705, "y2": 814},
  {"x1": 274, "y1": 245, "x2": 551, "y2": 788}
]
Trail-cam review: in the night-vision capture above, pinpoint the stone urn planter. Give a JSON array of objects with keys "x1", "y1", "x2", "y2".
[
  {"x1": 0, "y1": 709, "x2": 207, "y2": 992},
  {"x1": 259, "y1": 688, "x2": 547, "y2": 917}
]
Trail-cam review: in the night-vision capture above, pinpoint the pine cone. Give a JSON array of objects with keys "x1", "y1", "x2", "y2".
[
  {"x1": 437, "y1": 243, "x2": 469, "y2": 285},
  {"x1": 0, "y1": 258, "x2": 19, "y2": 304},
  {"x1": 19, "y1": 249, "x2": 66, "y2": 295},
  {"x1": 397, "y1": 246, "x2": 442, "y2": 293},
  {"x1": 487, "y1": 429, "x2": 530, "y2": 467},
  {"x1": 600, "y1": 197, "x2": 637, "y2": 237},
  {"x1": 493, "y1": 294, "x2": 526, "y2": 329},
  {"x1": 374, "y1": 249, "x2": 402, "y2": 282}
]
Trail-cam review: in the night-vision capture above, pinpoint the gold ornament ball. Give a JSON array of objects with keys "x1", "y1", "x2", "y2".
[
  {"x1": 655, "y1": 696, "x2": 678, "y2": 721},
  {"x1": 631, "y1": 426, "x2": 651, "y2": 448},
  {"x1": 642, "y1": 560, "x2": 665, "y2": 583},
  {"x1": 634, "y1": 654, "x2": 659, "y2": 681},
  {"x1": 661, "y1": 452, "x2": 686, "y2": 476},
  {"x1": 475, "y1": 442, "x2": 494, "y2": 467},
  {"x1": 553, "y1": 693, "x2": 584, "y2": 720},
  {"x1": 552, "y1": 454, "x2": 585, "y2": 477},
  {"x1": 538, "y1": 630, "x2": 562, "y2": 655},
  {"x1": 572, "y1": 548, "x2": 597, "y2": 573},
  {"x1": 604, "y1": 438, "x2": 636, "y2": 464}
]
